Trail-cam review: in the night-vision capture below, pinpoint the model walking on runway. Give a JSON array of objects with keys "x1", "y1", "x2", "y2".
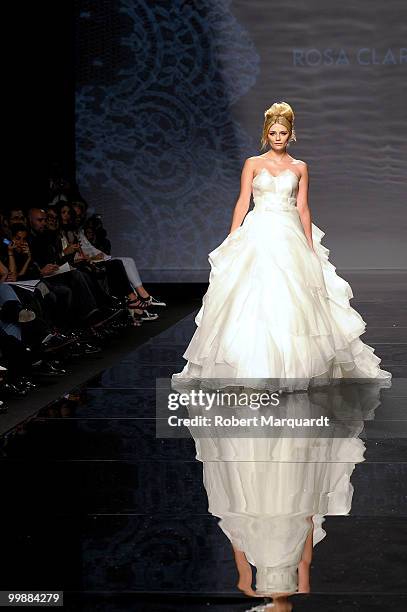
[{"x1": 172, "y1": 101, "x2": 391, "y2": 392}]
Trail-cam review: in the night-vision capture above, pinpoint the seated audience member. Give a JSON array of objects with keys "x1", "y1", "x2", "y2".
[
  {"x1": 27, "y1": 207, "x2": 111, "y2": 328},
  {"x1": 7, "y1": 208, "x2": 27, "y2": 229},
  {"x1": 56, "y1": 202, "x2": 82, "y2": 264},
  {"x1": 55, "y1": 202, "x2": 117, "y2": 306},
  {"x1": 1, "y1": 231, "x2": 71, "y2": 332},
  {"x1": 71, "y1": 201, "x2": 88, "y2": 231},
  {"x1": 0, "y1": 208, "x2": 28, "y2": 258},
  {"x1": 84, "y1": 215, "x2": 111, "y2": 255},
  {"x1": 59, "y1": 203, "x2": 158, "y2": 322},
  {"x1": 74, "y1": 204, "x2": 166, "y2": 309},
  {"x1": 72, "y1": 201, "x2": 111, "y2": 254},
  {"x1": 4, "y1": 224, "x2": 37, "y2": 280},
  {"x1": 46, "y1": 206, "x2": 59, "y2": 234}
]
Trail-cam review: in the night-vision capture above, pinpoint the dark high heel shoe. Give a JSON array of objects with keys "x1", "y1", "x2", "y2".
[
  {"x1": 135, "y1": 291, "x2": 166, "y2": 307},
  {"x1": 127, "y1": 297, "x2": 159, "y2": 321}
]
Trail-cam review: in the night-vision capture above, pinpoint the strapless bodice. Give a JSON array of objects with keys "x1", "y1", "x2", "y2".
[{"x1": 252, "y1": 168, "x2": 299, "y2": 213}]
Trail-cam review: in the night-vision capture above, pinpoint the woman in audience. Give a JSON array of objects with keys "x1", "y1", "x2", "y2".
[
  {"x1": 57, "y1": 203, "x2": 158, "y2": 322},
  {"x1": 56, "y1": 202, "x2": 82, "y2": 264},
  {"x1": 75, "y1": 205, "x2": 166, "y2": 310},
  {"x1": 4, "y1": 224, "x2": 37, "y2": 280}
]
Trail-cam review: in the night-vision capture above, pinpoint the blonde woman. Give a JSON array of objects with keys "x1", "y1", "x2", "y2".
[{"x1": 172, "y1": 101, "x2": 391, "y2": 391}]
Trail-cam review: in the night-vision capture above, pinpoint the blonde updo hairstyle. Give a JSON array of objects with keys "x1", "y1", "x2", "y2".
[{"x1": 260, "y1": 101, "x2": 297, "y2": 151}]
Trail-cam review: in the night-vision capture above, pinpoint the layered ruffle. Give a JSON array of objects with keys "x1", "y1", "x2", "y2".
[{"x1": 172, "y1": 209, "x2": 391, "y2": 391}]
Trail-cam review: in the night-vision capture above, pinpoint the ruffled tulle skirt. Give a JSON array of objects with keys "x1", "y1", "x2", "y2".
[{"x1": 172, "y1": 207, "x2": 392, "y2": 392}]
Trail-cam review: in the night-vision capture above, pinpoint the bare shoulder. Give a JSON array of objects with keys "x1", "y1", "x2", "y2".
[
  {"x1": 294, "y1": 158, "x2": 308, "y2": 168},
  {"x1": 248, "y1": 155, "x2": 273, "y2": 165},
  {"x1": 294, "y1": 159, "x2": 308, "y2": 177},
  {"x1": 241, "y1": 157, "x2": 257, "y2": 174},
  {"x1": 245, "y1": 155, "x2": 264, "y2": 173}
]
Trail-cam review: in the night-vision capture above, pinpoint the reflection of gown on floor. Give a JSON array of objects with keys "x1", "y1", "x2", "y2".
[
  {"x1": 202, "y1": 442, "x2": 358, "y2": 594},
  {"x1": 172, "y1": 168, "x2": 392, "y2": 391},
  {"x1": 187, "y1": 388, "x2": 370, "y2": 595}
]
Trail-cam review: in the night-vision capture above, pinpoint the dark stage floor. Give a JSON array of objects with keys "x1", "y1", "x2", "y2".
[{"x1": 0, "y1": 272, "x2": 406, "y2": 611}]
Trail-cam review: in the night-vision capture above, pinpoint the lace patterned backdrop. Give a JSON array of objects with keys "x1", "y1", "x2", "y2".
[
  {"x1": 75, "y1": 0, "x2": 259, "y2": 277},
  {"x1": 76, "y1": 0, "x2": 406, "y2": 277}
]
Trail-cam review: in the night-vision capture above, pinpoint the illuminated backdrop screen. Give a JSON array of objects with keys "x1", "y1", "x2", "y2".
[{"x1": 75, "y1": 1, "x2": 406, "y2": 279}]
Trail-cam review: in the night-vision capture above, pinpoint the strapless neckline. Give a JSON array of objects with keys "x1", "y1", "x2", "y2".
[{"x1": 253, "y1": 167, "x2": 299, "y2": 184}]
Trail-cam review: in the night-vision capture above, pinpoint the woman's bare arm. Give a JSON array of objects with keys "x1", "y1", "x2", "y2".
[
  {"x1": 296, "y1": 163, "x2": 313, "y2": 250},
  {"x1": 229, "y1": 159, "x2": 254, "y2": 234}
]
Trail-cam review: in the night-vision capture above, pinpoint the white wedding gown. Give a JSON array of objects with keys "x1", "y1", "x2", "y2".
[{"x1": 172, "y1": 168, "x2": 392, "y2": 391}]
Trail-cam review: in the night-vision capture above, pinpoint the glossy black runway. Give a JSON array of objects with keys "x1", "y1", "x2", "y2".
[{"x1": 0, "y1": 273, "x2": 406, "y2": 611}]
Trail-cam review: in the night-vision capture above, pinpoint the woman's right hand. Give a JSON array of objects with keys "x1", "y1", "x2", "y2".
[
  {"x1": 21, "y1": 244, "x2": 31, "y2": 258},
  {"x1": 63, "y1": 244, "x2": 80, "y2": 255}
]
